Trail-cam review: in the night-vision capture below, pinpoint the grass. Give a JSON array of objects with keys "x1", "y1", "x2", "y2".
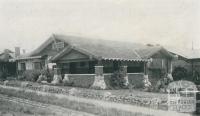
[{"x1": 0, "y1": 99, "x2": 55, "y2": 116}]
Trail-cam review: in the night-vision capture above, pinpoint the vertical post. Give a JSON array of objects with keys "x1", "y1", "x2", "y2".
[
  {"x1": 120, "y1": 65, "x2": 129, "y2": 86},
  {"x1": 143, "y1": 61, "x2": 151, "y2": 90},
  {"x1": 144, "y1": 62, "x2": 148, "y2": 75},
  {"x1": 95, "y1": 66, "x2": 104, "y2": 76},
  {"x1": 161, "y1": 59, "x2": 164, "y2": 69},
  {"x1": 91, "y1": 60, "x2": 106, "y2": 89},
  {"x1": 192, "y1": 60, "x2": 194, "y2": 75},
  {"x1": 168, "y1": 60, "x2": 173, "y2": 74},
  {"x1": 51, "y1": 67, "x2": 62, "y2": 85},
  {"x1": 167, "y1": 59, "x2": 173, "y2": 81},
  {"x1": 16, "y1": 62, "x2": 18, "y2": 78}
]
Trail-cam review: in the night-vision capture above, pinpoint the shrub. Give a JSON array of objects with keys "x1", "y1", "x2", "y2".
[
  {"x1": 110, "y1": 70, "x2": 126, "y2": 89},
  {"x1": 22, "y1": 70, "x2": 41, "y2": 82},
  {"x1": 19, "y1": 69, "x2": 54, "y2": 83},
  {"x1": 18, "y1": 75, "x2": 25, "y2": 81},
  {"x1": 43, "y1": 69, "x2": 54, "y2": 83},
  {"x1": 172, "y1": 67, "x2": 187, "y2": 81},
  {"x1": 0, "y1": 70, "x2": 8, "y2": 80},
  {"x1": 160, "y1": 69, "x2": 167, "y2": 78},
  {"x1": 190, "y1": 70, "x2": 200, "y2": 85}
]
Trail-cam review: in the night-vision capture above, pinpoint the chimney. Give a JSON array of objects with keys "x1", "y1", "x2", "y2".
[
  {"x1": 4, "y1": 49, "x2": 9, "y2": 54},
  {"x1": 22, "y1": 49, "x2": 26, "y2": 54},
  {"x1": 146, "y1": 44, "x2": 154, "y2": 47},
  {"x1": 15, "y1": 47, "x2": 20, "y2": 57}
]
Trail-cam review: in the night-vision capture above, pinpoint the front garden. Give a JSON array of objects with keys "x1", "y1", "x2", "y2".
[
  {"x1": 0, "y1": 80, "x2": 168, "y2": 111},
  {"x1": 0, "y1": 81, "x2": 192, "y2": 116},
  {"x1": 0, "y1": 66, "x2": 199, "y2": 114}
]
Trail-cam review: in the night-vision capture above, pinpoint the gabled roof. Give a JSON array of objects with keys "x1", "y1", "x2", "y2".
[
  {"x1": 136, "y1": 46, "x2": 174, "y2": 59},
  {"x1": 56, "y1": 34, "x2": 144, "y2": 61},
  {"x1": 29, "y1": 37, "x2": 54, "y2": 57},
  {"x1": 165, "y1": 46, "x2": 200, "y2": 60},
  {"x1": 17, "y1": 34, "x2": 174, "y2": 62}
]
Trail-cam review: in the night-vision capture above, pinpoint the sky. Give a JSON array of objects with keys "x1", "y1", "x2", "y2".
[{"x1": 0, "y1": 0, "x2": 200, "y2": 52}]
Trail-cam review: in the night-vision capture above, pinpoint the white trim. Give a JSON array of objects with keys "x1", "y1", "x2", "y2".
[
  {"x1": 67, "y1": 74, "x2": 95, "y2": 75},
  {"x1": 16, "y1": 56, "x2": 42, "y2": 60},
  {"x1": 65, "y1": 73, "x2": 144, "y2": 75},
  {"x1": 120, "y1": 66, "x2": 128, "y2": 68},
  {"x1": 95, "y1": 66, "x2": 104, "y2": 67},
  {"x1": 127, "y1": 73, "x2": 144, "y2": 74},
  {"x1": 103, "y1": 73, "x2": 112, "y2": 75},
  {"x1": 102, "y1": 57, "x2": 149, "y2": 62},
  {"x1": 9, "y1": 59, "x2": 16, "y2": 62}
]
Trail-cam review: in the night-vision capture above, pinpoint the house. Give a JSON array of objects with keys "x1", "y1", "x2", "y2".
[
  {"x1": 166, "y1": 47, "x2": 200, "y2": 73},
  {"x1": 166, "y1": 47, "x2": 200, "y2": 83},
  {"x1": 15, "y1": 34, "x2": 175, "y2": 88},
  {"x1": 0, "y1": 49, "x2": 16, "y2": 79}
]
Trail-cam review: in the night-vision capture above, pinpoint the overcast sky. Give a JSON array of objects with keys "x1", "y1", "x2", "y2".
[{"x1": 0, "y1": 0, "x2": 200, "y2": 52}]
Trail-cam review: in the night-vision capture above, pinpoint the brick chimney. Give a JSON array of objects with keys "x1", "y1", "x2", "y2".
[
  {"x1": 15, "y1": 47, "x2": 20, "y2": 57},
  {"x1": 22, "y1": 49, "x2": 26, "y2": 54}
]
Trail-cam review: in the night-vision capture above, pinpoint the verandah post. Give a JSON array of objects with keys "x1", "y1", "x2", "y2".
[
  {"x1": 51, "y1": 64, "x2": 62, "y2": 84},
  {"x1": 91, "y1": 60, "x2": 106, "y2": 89},
  {"x1": 120, "y1": 61, "x2": 129, "y2": 86},
  {"x1": 167, "y1": 59, "x2": 173, "y2": 81},
  {"x1": 143, "y1": 61, "x2": 151, "y2": 90}
]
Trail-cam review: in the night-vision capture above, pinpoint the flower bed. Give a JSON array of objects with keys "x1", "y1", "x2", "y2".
[{"x1": 0, "y1": 80, "x2": 168, "y2": 110}]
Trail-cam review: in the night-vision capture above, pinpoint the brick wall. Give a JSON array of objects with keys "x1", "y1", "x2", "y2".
[
  {"x1": 104, "y1": 74, "x2": 112, "y2": 89},
  {"x1": 65, "y1": 73, "x2": 148, "y2": 89},
  {"x1": 67, "y1": 74, "x2": 95, "y2": 88},
  {"x1": 67, "y1": 74, "x2": 111, "y2": 88}
]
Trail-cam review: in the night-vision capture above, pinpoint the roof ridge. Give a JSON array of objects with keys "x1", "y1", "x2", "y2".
[{"x1": 54, "y1": 33, "x2": 145, "y2": 47}]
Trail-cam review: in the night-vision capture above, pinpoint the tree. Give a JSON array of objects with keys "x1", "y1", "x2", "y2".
[{"x1": 172, "y1": 67, "x2": 187, "y2": 81}]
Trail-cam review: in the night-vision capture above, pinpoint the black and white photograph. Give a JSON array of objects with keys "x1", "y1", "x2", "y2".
[{"x1": 0, "y1": 0, "x2": 200, "y2": 116}]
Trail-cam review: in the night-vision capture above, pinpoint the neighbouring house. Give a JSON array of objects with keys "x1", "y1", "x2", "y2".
[
  {"x1": 166, "y1": 47, "x2": 200, "y2": 79},
  {"x1": 0, "y1": 49, "x2": 16, "y2": 79},
  {"x1": 15, "y1": 34, "x2": 175, "y2": 88}
]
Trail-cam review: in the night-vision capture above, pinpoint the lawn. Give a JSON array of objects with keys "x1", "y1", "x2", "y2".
[{"x1": 0, "y1": 99, "x2": 54, "y2": 116}]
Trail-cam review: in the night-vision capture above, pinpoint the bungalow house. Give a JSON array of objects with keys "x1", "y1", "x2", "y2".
[{"x1": 15, "y1": 34, "x2": 175, "y2": 88}]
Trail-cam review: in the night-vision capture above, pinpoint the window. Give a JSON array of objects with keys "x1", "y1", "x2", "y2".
[
  {"x1": 33, "y1": 62, "x2": 42, "y2": 70},
  {"x1": 20, "y1": 63, "x2": 26, "y2": 71},
  {"x1": 80, "y1": 62, "x2": 86, "y2": 67},
  {"x1": 52, "y1": 42, "x2": 64, "y2": 50}
]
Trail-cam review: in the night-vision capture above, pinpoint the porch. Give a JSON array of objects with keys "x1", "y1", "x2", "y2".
[
  {"x1": 57, "y1": 60, "x2": 145, "y2": 74},
  {"x1": 52, "y1": 58, "x2": 150, "y2": 89},
  {"x1": 52, "y1": 55, "x2": 173, "y2": 89}
]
